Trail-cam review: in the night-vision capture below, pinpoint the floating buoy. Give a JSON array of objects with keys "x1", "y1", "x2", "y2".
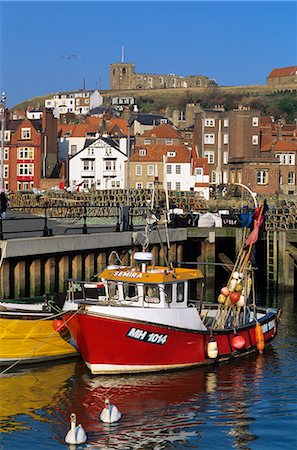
[
  {"x1": 255, "y1": 323, "x2": 265, "y2": 353},
  {"x1": 221, "y1": 286, "x2": 229, "y2": 296},
  {"x1": 230, "y1": 291, "x2": 240, "y2": 304},
  {"x1": 237, "y1": 295, "x2": 245, "y2": 307},
  {"x1": 235, "y1": 283, "x2": 243, "y2": 292},
  {"x1": 207, "y1": 337, "x2": 218, "y2": 359},
  {"x1": 53, "y1": 318, "x2": 67, "y2": 332},
  {"x1": 232, "y1": 334, "x2": 246, "y2": 350},
  {"x1": 232, "y1": 271, "x2": 239, "y2": 280},
  {"x1": 217, "y1": 294, "x2": 226, "y2": 304},
  {"x1": 229, "y1": 279, "x2": 237, "y2": 292}
]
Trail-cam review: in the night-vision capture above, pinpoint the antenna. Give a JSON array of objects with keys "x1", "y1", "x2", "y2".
[{"x1": 121, "y1": 45, "x2": 125, "y2": 63}]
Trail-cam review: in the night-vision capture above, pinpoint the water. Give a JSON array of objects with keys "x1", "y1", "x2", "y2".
[{"x1": 1, "y1": 291, "x2": 296, "y2": 450}]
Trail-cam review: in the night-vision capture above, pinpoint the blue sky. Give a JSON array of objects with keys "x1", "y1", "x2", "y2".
[{"x1": 0, "y1": 1, "x2": 296, "y2": 107}]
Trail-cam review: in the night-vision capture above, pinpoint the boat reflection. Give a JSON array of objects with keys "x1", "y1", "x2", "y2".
[
  {"x1": 0, "y1": 361, "x2": 77, "y2": 433},
  {"x1": 53, "y1": 351, "x2": 276, "y2": 449}
]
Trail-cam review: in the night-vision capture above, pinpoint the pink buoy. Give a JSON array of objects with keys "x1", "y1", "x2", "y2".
[
  {"x1": 221, "y1": 286, "x2": 229, "y2": 296},
  {"x1": 232, "y1": 334, "x2": 246, "y2": 350}
]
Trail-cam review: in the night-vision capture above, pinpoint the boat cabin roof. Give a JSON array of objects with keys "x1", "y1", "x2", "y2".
[{"x1": 100, "y1": 265, "x2": 204, "y2": 284}]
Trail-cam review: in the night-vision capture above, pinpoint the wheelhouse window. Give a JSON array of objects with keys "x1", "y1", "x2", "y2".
[
  {"x1": 144, "y1": 284, "x2": 160, "y2": 304},
  {"x1": 123, "y1": 283, "x2": 138, "y2": 301},
  {"x1": 177, "y1": 282, "x2": 184, "y2": 303},
  {"x1": 107, "y1": 281, "x2": 119, "y2": 301},
  {"x1": 163, "y1": 284, "x2": 172, "y2": 303}
]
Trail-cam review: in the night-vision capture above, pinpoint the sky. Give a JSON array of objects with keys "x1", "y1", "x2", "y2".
[{"x1": 0, "y1": 1, "x2": 296, "y2": 108}]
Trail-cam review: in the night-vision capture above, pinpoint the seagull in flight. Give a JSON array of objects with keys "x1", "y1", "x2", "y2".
[{"x1": 59, "y1": 54, "x2": 78, "y2": 61}]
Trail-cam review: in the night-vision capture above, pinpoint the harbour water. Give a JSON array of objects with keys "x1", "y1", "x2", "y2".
[{"x1": 1, "y1": 290, "x2": 296, "y2": 450}]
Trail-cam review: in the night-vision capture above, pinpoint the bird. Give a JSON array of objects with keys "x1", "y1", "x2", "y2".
[
  {"x1": 100, "y1": 399, "x2": 121, "y2": 423},
  {"x1": 59, "y1": 54, "x2": 78, "y2": 61},
  {"x1": 65, "y1": 413, "x2": 87, "y2": 445}
]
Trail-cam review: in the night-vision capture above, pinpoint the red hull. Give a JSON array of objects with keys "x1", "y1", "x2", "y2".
[{"x1": 63, "y1": 310, "x2": 278, "y2": 374}]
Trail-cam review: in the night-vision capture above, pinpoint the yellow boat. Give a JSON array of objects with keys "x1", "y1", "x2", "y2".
[{"x1": 0, "y1": 302, "x2": 78, "y2": 367}]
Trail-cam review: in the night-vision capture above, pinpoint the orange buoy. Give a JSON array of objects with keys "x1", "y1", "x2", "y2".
[
  {"x1": 53, "y1": 318, "x2": 67, "y2": 332},
  {"x1": 255, "y1": 322, "x2": 265, "y2": 353},
  {"x1": 230, "y1": 291, "x2": 240, "y2": 304}
]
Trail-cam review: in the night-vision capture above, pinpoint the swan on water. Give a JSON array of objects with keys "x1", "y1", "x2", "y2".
[
  {"x1": 65, "y1": 412, "x2": 87, "y2": 445},
  {"x1": 100, "y1": 398, "x2": 121, "y2": 423}
]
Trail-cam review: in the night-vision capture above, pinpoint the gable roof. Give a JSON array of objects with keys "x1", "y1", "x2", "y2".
[
  {"x1": 141, "y1": 123, "x2": 180, "y2": 139},
  {"x1": 267, "y1": 66, "x2": 297, "y2": 79},
  {"x1": 261, "y1": 138, "x2": 297, "y2": 152},
  {"x1": 131, "y1": 144, "x2": 191, "y2": 163},
  {"x1": 130, "y1": 113, "x2": 167, "y2": 126}
]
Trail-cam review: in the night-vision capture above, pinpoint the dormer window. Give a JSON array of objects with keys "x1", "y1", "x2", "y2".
[
  {"x1": 167, "y1": 151, "x2": 176, "y2": 157},
  {"x1": 144, "y1": 139, "x2": 151, "y2": 145},
  {"x1": 139, "y1": 149, "x2": 146, "y2": 156},
  {"x1": 160, "y1": 119, "x2": 167, "y2": 124},
  {"x1": 21, "y1": 128, "x2": 31, "y2": 140}
]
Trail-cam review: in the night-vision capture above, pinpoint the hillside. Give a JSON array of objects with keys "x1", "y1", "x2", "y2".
[{"x1": 12, "y1": 84, "x2": 297, "y2": 122}]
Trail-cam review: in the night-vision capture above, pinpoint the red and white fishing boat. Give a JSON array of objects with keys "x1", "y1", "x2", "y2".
[{"x1": 61, "y1": 207, "x2": 281, "y2": 375}]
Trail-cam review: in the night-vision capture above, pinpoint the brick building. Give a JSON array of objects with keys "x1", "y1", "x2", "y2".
[
  {"x1": 4, "y1": 110, "x2": 58, "y2": 191},
  {"x1": 110, "y1": 63, "x2": 215, "y2": 90}
]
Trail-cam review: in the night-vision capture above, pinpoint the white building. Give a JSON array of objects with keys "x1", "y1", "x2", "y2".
[
  {"x1": 69, "y1": 137, "x2": 127, "y2": 191},
  {"x1": 163, "y1": 151, "x2": 194, "y2": 192},
  {"x1": 45, "y1": 90, "x2": 103, "y2": 117}
]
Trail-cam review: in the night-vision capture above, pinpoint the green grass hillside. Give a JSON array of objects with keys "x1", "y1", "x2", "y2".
[{"x1": 12, "y1": 84, "x2": 297, "y2": 122}]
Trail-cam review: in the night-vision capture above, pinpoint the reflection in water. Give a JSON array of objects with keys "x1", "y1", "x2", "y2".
[{"x1": 0, "y1": 291, "x2": 296, "y2": 449}]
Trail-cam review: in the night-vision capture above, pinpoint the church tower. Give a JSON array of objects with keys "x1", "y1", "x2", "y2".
[{"x1": 110, "y1": 63, "x2": 135, "y2": 90}]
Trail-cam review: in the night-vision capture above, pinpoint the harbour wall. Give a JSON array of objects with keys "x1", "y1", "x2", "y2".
[{"x1": 0, "y1": 227, "x2": 295, "y2": 301}]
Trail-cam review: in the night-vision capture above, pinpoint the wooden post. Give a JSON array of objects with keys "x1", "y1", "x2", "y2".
[
  {"x1": 96, "y1": 251, "x2": 107, "y2": 275},
  {"x1": 30, "y1": 259, "x2": 42, "y2": 297},
  {"x1": 58, "y1": 255, "x2": 70, "y2": 292},
  {"x1": 72, "y1": 254, "x2": 83, "y2": 281},
  {"x1": 278, "y1": 231, "x2": 294, "y2": 289},
  {"x1": 200, "y1": 233, "x2": 216, "y2": 301},
  {"x1": 14, "y1": 260, "x2": 26, "y2": 298},
  {"x1": 85, "y1": 253, "x2": 95, "y2": 281},
  {"x1": 177, "y1": 243, "x2": 183, "y2": 265},
  {"x1": 44, "y1": 257, "x2": 56, "y2": 294},
  {"x1": 0, "y1": 260, "x2": 10, "y2": 299}
]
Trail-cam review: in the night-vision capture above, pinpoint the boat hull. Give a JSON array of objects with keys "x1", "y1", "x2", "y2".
[
  {"x1": 0, "y1": 313, "x2": 77, "y2": 366},
  {"x1": 63, "y1": 308, "x2": 279, "y2": 375}
]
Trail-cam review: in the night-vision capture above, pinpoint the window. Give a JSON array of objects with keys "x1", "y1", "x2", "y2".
[
  {"x1": 4, "y1": 148, "x2": 9, "y2": 160},
  {"x1": 177, "y1": 283, "x2": 184, "y2": 303},
  {"x1": 4, "y1": 131, "x2": 10, "y2": 141},
  {"x1": 195, "y1": 167, "x2": 203, "y2": 176},
  {"x1": 70, "y1": 145, "x2": 77, "y2": 156},
  {"x1": 143, "y1": 139, "x2": 151, "y2": 145},
  {"x1": 223, "y1": 151, "x2": 228, "y2": 164},
  {"x1": 165, "y1": 138, "x2": 173, "y2": 145},
  {"x1": 288, "y1": 172, "x2": 295, "y2": 184},
  {"x1": 17, "y1": 163, "x2": 34, "y2": 176},
  {"x1": 223, "y1": 134, "x2": 228, "y2": 144},
  {"x1": 136, "y1": 182, "x2": 143, "y2": 189},
  {"x1": 179, "y1": 111, "x2": 185, "y2": 122},
  {"x1": 252, "y1": 117, "x2": 259, "y2": 127},
  {"x1": 83, "y1": 160, "x2": 94, "y2": 171},
  {"x1": 107, "y1": 281, "x2": 119, "y2": 301},
  {"x1": 88, "y1": 148, "x2": 94, "y2": 155},
  {"x1": 204, "y1": 134, "x2": 215, "y2": 144},
  {"x1": 211, "y1": 171, "x2": 216, "y2": 183},
  {"x1": 256, "y1": 170, "x2": 268, "y2": 185},
  {"x1": 21, "y1": 128, "x2": 31, "y2": 139},
  {"x1": 4, "y1": 165, "x2": 8, "y2": 178},
  {"x1": 204, "y1": 151, "x2": 214, "y2": 164},
  {"x1": 139, "y1": 148, "x2": 147, "y2": 156},
  {"x1": 18, "y1": 147, "x2": 34, "y2": 159},
  {"x1": 146, "y1": 182, "x2": 154, "y2": 189},
  {"x1": 276, "y1": 153, "x2": 295, "y2": 165},
  {"x1": 167, "y1": 151, "x2": 176, "y2": 157},
  {"x1": 237, "y1": 169, "x2": 242, "y2": 183},
  {"x1": 105, "y1": 160, "x2": 116, "y2": 171},
  {"x1": 166, "y1": 165, "x2": 172, "y2": 174},
  {"x1": 204, "y1": 118, "x2": 215, "y2": 127},
  {"x1": 144, "y1": 284, "x2": 160, "y2": 303},
  {"x1": 167, "y1": 182, "x2": 172, "y2": 190},
  {"x1": 175, "y1": 165, "x2": 181, "y2": 174},
  {"x1": 175, "y1": 182, "x2": 181, "y2": 190},
  {"x1": 147, "y1": 165, "x2": 154, "y2": 176},
  {"x1": 135, "y1": 165, "x2": 142, "y2": 176},
  {"x1": 224, "y1": 119, "x2": 229, "y2": 127},
  {"x1": 230, "y1": 170, "x2": 235, "y2": 184},
  {"x1": 252, "y1": 135, "x2": 259, "y2": 145}
]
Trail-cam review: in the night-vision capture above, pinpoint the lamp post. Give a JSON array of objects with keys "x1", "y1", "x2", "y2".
[{"x1": 0, "y1": 92, "x2": 6, "y2": 192}]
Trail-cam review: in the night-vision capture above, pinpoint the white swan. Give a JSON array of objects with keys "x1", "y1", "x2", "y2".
[
  {"x1": 65, "y1": 412, "x2": 87, "y2": 445},
  {"x1": 100, "y1": 398, "x2": 121, "y2": 423}
]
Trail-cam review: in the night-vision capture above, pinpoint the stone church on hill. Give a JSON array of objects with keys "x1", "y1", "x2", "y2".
[{"x1": 110, "y1": 62, "x2": 216, "y2": 90}]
